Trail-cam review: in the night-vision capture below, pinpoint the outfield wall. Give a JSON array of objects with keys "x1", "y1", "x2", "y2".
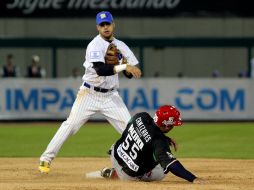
[{"x1": 0, "y1": 78, "x2": 253, "y2": 121}]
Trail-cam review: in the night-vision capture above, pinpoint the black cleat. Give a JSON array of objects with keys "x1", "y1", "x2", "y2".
[{"x1": 101, "y1": 167, "x2": 116, "y2": 179}]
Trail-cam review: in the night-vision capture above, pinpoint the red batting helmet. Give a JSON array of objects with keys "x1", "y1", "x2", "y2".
[{"x1": 154, "y1": 105, "x2": 183, "y2": 127}]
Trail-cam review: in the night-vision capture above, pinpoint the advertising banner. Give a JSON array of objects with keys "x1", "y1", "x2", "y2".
[
  {"x1": 0, "y1": 0, "x2": 253, "y2": 18},
  {"x1": 0, "y1": 78, "x2": 253, "y2": 120}
]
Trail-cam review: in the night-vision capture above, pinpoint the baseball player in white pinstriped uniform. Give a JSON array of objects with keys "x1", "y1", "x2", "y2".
[{"x1": 39, "y1": 11, "x2": 142, "y2": 173}]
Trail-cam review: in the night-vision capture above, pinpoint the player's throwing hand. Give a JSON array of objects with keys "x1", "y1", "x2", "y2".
[{"x1": 126, "y1": 64, "x2": 141, "y2": 78}]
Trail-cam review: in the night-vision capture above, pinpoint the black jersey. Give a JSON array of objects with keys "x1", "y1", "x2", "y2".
[{"x1": 114, "y1": 112, "x2": 176, "y2": 177}]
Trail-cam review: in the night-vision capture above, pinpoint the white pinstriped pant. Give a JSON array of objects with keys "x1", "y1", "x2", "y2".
[{"x1": 40, "y1": 86, "x2": 131, "y2": 163}]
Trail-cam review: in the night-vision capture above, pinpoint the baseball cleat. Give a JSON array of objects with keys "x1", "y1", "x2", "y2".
[
  {"x1": 100, "y1": 167, "x2": 117, "y2": 179},
  {"x1": 38, "y1": 161, "x2": 50, "y2": 174}
]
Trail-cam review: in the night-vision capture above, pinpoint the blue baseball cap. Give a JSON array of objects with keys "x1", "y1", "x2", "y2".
[{"x1": 96, "y1": 11, "x2": 114, "y2": 25}]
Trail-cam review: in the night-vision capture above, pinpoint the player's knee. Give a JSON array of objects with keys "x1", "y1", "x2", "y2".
[
  {"x1": 71, "y1": 127, "x2": 81, "y2": 135},
  {"x1": 63, "y1": 119, "x2": 83, "y2": 135},
  {"x1": 148, "y1": 165, "x2": 165, "y2": 181}
]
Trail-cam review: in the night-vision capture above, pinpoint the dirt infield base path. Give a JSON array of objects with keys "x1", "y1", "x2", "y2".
[{"x1": 0, "y1": 158, "x2": 253, "y2": 190}]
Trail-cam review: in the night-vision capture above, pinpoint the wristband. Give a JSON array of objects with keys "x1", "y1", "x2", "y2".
[{"x1": 114, "y1": 64, "x2": 127, "y2": 73}]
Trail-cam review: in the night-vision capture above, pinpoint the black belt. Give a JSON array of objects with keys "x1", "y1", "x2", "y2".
[{"x1": 83, "y1": 82, "x2": 114, "y2": 93}]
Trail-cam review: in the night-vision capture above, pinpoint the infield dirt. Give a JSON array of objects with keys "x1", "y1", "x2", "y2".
[{"x1": 0, "y1": 158, "x2": 253, "y2": 190}]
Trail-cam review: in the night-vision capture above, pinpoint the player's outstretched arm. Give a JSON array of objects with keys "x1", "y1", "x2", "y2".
[{"x1": 167, "y1": 160, "x2": 197, "y2": 182}]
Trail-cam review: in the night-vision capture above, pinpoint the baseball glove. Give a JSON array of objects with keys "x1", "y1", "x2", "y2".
[{"x1": 105, "y1": 43, "x2": 119, "y2": 65}]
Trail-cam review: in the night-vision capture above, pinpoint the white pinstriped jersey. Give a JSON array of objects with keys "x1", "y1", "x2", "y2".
[{"x1": 82, "y1": 35, "x2": 139, "y2": 89}]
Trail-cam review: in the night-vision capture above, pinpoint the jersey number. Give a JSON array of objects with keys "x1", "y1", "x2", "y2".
[{"x1": 122, "y1": 133, "x2": 140, "y2": 160}]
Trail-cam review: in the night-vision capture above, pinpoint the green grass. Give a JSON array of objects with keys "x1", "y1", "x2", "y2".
[
  {"x1": 170, "y1": 123, "x2": 254, "y2": 159},
  {"x1": 0, "y1": 122, "x2": 253, "y2": 159}
]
